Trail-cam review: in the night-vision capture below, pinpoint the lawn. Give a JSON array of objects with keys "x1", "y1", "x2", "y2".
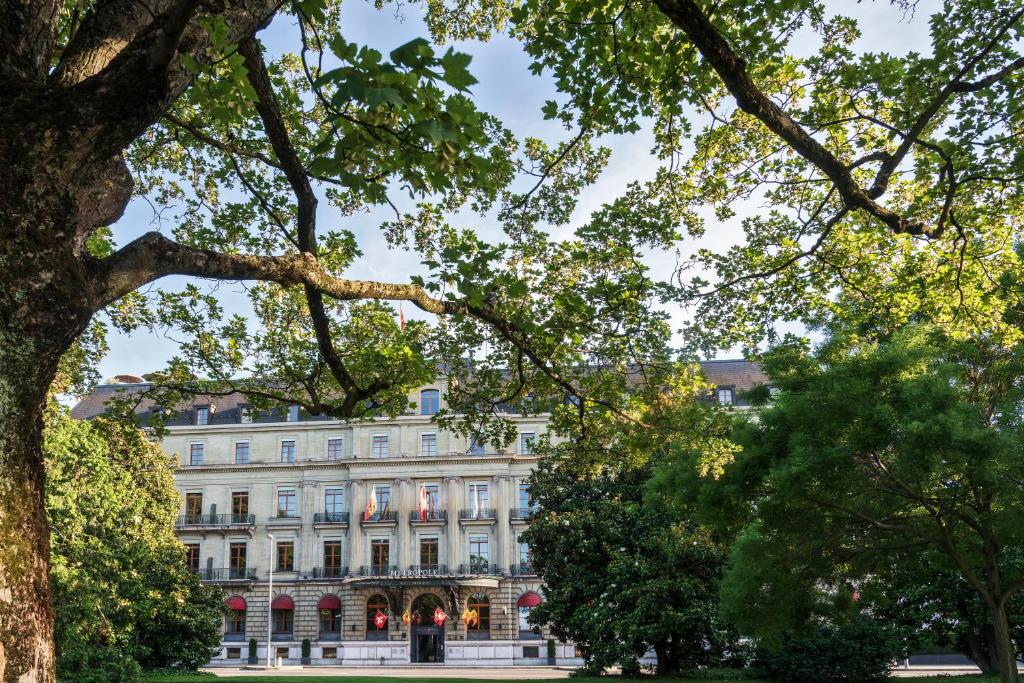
[{"x1": 139, "y1": 675, "x2": 1001, "y2": 683}]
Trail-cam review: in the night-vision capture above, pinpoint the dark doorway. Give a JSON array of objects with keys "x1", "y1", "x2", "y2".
[{"x1": 409, "y1": 593, "x2": 446, "y2": 663}]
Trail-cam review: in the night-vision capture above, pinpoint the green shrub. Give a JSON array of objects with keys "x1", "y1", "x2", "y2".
[
  {"x1": 57, "y1": 643, "x2": 141, "y2": 683},
  {"x1": 302, "y1": 638, "x2": 311, "y2": 658},
  {"x1": 248, "y1": 638, "x2": 257, "y2": 658},
  {"x1": 547, "y1": 638, "x2": 557, "y2": 659},
  {"x1": 754, "y1": 616, "x2": 902, "y2": 683}
]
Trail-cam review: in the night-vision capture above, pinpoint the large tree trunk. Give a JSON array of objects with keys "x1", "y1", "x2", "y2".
[
  {"x1": 990, "y1": 600, "x2": 1019, "y2": 683},
  {"x1": 962, "y1": 624, "x2": 999, "y2": 675}
]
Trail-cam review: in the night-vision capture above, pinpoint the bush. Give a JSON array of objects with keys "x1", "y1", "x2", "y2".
[
  {"x1": 754, "y1": 616, "x2": 902, "y2": 683},
  {"x1": 248, "y1": 638, "x2": 257, "y2": 658},
  {"x1": 56, "y1": 642, "x2": 141, "y2": 683},
  {"x1": 302, "y1": 638, "x2": 311, "y2": 658}
]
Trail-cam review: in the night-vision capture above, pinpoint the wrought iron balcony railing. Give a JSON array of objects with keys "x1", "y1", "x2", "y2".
[
  {"x1": 193, "y1": 567, "x2": 258, "y2": 582},
  {"x1": 359, "y1": 565, "x2": 399, "y2": 577},
  {"x1": 510, "y1": 507, "x2": 539, "y2": 521},
  {"x1": 459, "y1": 508, "x2": 496, "y2": 521},
  {"x1": 176, "y1": 514, "x2": 255, "y2": 527},
  {"x1": 313, "y1": 512, "x2": 350, "y2": 524},
  {"x1": 409, "y1": 510, "x2": 447, "y2": 523},
  {"x1": 510, "y1": 561, "x2": 535, "y2": 576},
  {"x1": 458, "y1": 562, "x2": 500, "y2": 575},
  {"x1": 361, "y1": 511, "x2": 398, "y2": 523},
  {"x1": 311, "y1": 566, "x2": 349, "y2": 579}
]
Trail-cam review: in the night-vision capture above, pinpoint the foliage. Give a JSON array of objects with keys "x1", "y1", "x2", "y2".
[
  {"x1": 523, "y1": 439, "x2": 743, "y2": 675},
  {"x1": 753, "y1": 615, "x2": 903, "y2": 683},
  {"x1": 46, "y1": 407, "x2": 223, "y2": 680},
  {"x1": 302, "y1": 639, "x2": 312, "y2": 658},
  {"x1": 664, "y1": 324, "x2": 1024, "y2": 680}
]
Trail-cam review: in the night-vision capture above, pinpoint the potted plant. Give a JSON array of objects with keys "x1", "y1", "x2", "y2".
[
  {"x1": 247, "y1": 638, "x2": 258, "y2": 665},
  {"x1": 546, "y1": 638, "x2": 556, "y2": 665},
  {"x1": 301, "y1": 638, "x2": 311, "y2": 665}
]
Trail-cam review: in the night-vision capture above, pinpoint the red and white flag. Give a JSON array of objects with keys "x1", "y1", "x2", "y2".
[
  {"x1": 374, "y1": 609, "x2": 388, "y2": 629},
  {"x1": 399, "y1": 303, "x2": 406, "y2": 332},
  {"x1": 419, "y1": 484, "x2": 429, "y2": 522}
]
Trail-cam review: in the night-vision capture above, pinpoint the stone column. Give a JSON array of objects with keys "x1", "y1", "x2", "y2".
[
  {"x1": 349, "y1": 480, "x2": 364, "y2": 572},
  {"x1": 445, "y1": 476, "x2": 462, "y2": 571},
  {"x1": 300, "y1": 481, "x2": 317, "y2": 573},
  {"x1": 395, "y1": 477, "x2": 412, "y2": 569},
  {"x1": 494, "y1": 475, "x2": 511, "y2": 573}
]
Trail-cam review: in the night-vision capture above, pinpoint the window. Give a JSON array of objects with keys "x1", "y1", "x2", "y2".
[
  {"x1": 522, "y1": 646, "x2": 540, "y2": 658},
  {"x1": 371, "y1": 539, "x2": 390, "y2": 573},
  {"x1": 326, "y1": 437, "x2": 343, "y2": 461},
  {"x1": 229, "y1": 543, "x2": 247, "y2": 578},
  {"x1": 371, "y1": 434, "x2": 389, "y2": 458},
  {"x1": 231, "y1": 492, "x2": 248, "y2": 521},
  {"x1": 275, "y1": 646, "x2": 289, "y2": 659},
  {"x1": 324, "y1": 488, "x2": 344, "y2": 521},
  {"x1": 519, "y1": 597, "x2": 541, "y2": 637},
  {"x1": 423, "y1": 483, "x2": 440, "y2": 513},
  {"x1": 185, "y1": 492, "x2": 203, "y2": 522},
  {"x1": 469, "y1": 534, "x2": 489, "y2": 572},
  {"x1": 420, "y1": 432, "x2": 437, "y2": 457},
  {"x1": 226, "y1": 601, "x2": 246, "y2": 638},
  {"x1": 322, "y1": 647, "x2": 338, "y2": 659},
  {"x1": 234, "y1": 441, "x2": 249, "y2": 464},
  {"x1": 467, "y1": 592, "x2": 490, "y2": 636},
  {"x1": 277, "y1": 489, "x2": 297, "y2": 518},
  {"x1": 717, "y1": 387, "x2": 734, "y2": 405},
  {"x1": 286, "y1": 404, "x2": 300, "y2": 422},
  {"x1": 468, "y1": 482, "x2": 489, "y2": 517},
  {"x1": 226, "y1": 648, "x2": 241, "y2": 660},
  {"x1": 519, "y1": 541, "x2": 531, "y2": 565},
  {"x1": 277, "y1": 541, "x2": 294, "y2": 571},
  {"x1": 420, "y1": 389, "x2": 440, "y2": 415},
  {"x1": 194, "y1": 405, "x2": 210, "y2": 425},
  {"x1": 319, "y1": 596, "x2": 342, "y2": 639},
  {"x1": 272, "y1": 605, "x2": 293, "y2": 639},
  {"x1": 374, "y1": 485, "x2": 391, "y2": 514},
  {"x1": 324, "y1": 541, "x2": 343, "y2": 576},
  {"x1": 280, "y1": 439, "x2": 296, "y2": 463},
  {"x1": 188, "y1": 442, "x2": 204, "y2": 466},
  {"x1": 184, "y1": 543, "x2": 200, "y2": 573},
  {"x1": 519, "y1": 432, "x2": 536, "y2": 455},
  {"x1": 239, "y1": 404, "x2": 252, "y2": 424},
  {"x1": 419, "y1": 537, "x2": 439, "y2": 568},
  {"x1": 366, "y1": 594, "x2": 389, "y2": 638},
  {"x1": 469, "y1": 436, "x2": 486, "y2": 456},
  {"x1": 519, "y1": 481, "x2": 533, "y2": 513}
]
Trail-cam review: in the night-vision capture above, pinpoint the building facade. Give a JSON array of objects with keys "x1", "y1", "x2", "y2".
[{"x1": 72, "y1": 360, "x2": 765, "y2": 667}]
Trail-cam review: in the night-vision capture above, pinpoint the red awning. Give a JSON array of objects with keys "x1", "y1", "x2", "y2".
[
  {"x1": 225, "y1": 596, "x2": 247, "y2": 611},
  {"x1": 517, "y1": 592, "x2": 542, "y2": 608},
  {"x1": 271, "y1": 595, "x2": 294, "y2": 610},
  {"x1": 318, "y1": 594, "x2": 341, "y2": 610}
]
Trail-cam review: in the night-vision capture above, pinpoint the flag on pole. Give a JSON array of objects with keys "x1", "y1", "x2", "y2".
[
  {"x1": 374, "y1": 609, "x2": 388, "y2": 629},
  {"x1": 433, "y1": 606, "x2": 447, "y2": 626},
  {"x1": 399, "y1": 303, "x2": 406, "y2": 332},
  {"x1": 365, "y1": 485, "x2": 377, "y2": 522},
  {"x1": 419, "y1": 484, "x2": 429, "y2": 522},
  {"x1": 472, "y1": 490, "x2": 479, "y2": 519}
]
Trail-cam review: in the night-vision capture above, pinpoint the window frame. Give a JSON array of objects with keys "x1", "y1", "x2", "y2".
[
  {"x1": 276, "y1": 541, "x2": 295, "y2": 572},
  {"x1": 276, "y1": 488, "x2": 297, "y2": 518},
  {"x1": 326, "y1": 437, "x2": 344, "y2": 461},
  {"x1": 420, "y1": 432, "x2": 438, "y2": 457},
  {"x1": 371, "y1": 433, "x2": 389, "y2": 459},
  {"x1": 519, "y1": 432, "x2": 536, "y2": 455},
  {"x1": 280, "y1": 438, "x2": 296, "y2": 463},
  {"x1": 420, "y1": 389, "x2": 440, "y2": 415},
  {"x1": 187, "y1": 441, "x2": 204, "y2": 466},
  {"x1": 233, "y1": 440, "x2": 250, "y2": 465}
]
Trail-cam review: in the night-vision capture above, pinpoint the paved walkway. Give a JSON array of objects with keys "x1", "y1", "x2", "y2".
[{"x1": 204, "y1": 666, "x2": 575, "y2": 678}]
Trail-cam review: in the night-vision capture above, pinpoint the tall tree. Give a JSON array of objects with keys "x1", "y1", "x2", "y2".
[
  {"x1": 45, "y1": 407, "x2": 222, "y2": 681},
  {"x1": 0, "y1": 1, "x2": 673, "y2": 679},
  {"x1": 674, "y1": 326, "x2": 1024, "y2": 683}
]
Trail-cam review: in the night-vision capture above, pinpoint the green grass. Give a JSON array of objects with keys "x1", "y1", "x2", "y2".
[{"x1": 139, "y1": 676, "x2": 1001, "y2": 683}]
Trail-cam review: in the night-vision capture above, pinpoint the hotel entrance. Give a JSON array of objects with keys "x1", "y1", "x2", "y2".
[{"x1": 409, "y1": 593, "x2": 446, "y2": 663}]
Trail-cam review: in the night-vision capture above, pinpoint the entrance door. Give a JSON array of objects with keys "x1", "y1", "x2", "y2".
[{"x1": 409, "y1": 593, "x2": 446, "y2": 663}]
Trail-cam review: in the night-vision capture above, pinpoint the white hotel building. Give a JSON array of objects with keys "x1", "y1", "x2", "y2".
[{"x1": 71, "y1": 361, "x2": 764, "y2": 667}]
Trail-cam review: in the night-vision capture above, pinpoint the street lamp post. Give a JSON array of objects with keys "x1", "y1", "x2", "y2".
[{"x1": 266, "y1": 533, "x2": 274, "y2": 668}]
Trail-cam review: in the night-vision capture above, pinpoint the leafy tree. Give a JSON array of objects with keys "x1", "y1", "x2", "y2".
[
  {"x1": 0, "y1": 0, "x2": 677, "y2": 676},
  {"x1": 45, "y1": 407, "x2": 222, "y2": 681},
  {"x1": 674, "y1": 325, "x2": 1024, "y2": 683},
  {"x1": 523, "y1": 420, "x2": 743, "y2": 674}
]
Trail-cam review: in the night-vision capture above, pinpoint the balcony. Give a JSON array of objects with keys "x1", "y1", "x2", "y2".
[
  {"x1": 358, "y1": 565, "x2": 399, "y2": 577},
  {"x1": 459, "y1": 508, "x2": 496, "y2": 523},
  {"x1": 406, "y1": 564, "x2": 448, "y2": 576},
  {"x1": 175, "y1": 514, "x2": 255, "y2": 529},
  {"x1": 510, "y1": 561, "x2": 535, "y2": 576},
  {"x1": 313, "y1": 512, "x2": 350, "y2": 527},
  {"x1": 266, "y1": 514, "x2": 301, "y2": 529},
  {"x1": 409, "y1": 510, "x2": 447, "y2": 524},
  {"x1": 361, "y1": 510, "x2": 398, "y2": 525},
  {"x1": 457, "y1": 562, "x2": 500, "y2": 576},
  {"x1": 311, "y1": 566, "x2": 349, "y2": 579},
  {"x1": 194, "y1": 567, "x2": 258, "y2": 582},
  {"x1": 510, "y1": 508, "x2": 538, "y2": 522}
]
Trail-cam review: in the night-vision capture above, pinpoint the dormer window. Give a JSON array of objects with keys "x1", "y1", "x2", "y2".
[
  {"x1": 239, "y1": 404, "x2": 253, "y2": 424},
  {"x1": 286, "y1": 404, "x2": 300, "y2": 422},
  {"x1": 716, "y1": 388, "x2": 734, "y2": 406},
  {"x1": 194, "y1": 405, "x2": 210, "y2": 425}
]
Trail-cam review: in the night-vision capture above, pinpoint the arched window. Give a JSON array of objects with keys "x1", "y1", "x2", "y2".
[
  {"x1": 270, "y1": 594, "x2": 293, "y2": 641},
  {"x1": 411, "y1": 593, "x2": 445, "y2": 625},
  {"x1": 420, "y1": 389, "x2": 440, "y2": 416},
  {"x1": 517, "y1": 592, "x2": 543, "y2": 639},
  {"x1": 319, "y1": 594, "x2": 342, "y2": 641},
  {"x1": 366, "y1": 593, "x2": 390, "y2": 640},
  {"x1": 467, "y1": 592, "x2": 490, "y2": 639},
  {"x1": 225, "y1": 596, "x2": 246, "y2": 641}
]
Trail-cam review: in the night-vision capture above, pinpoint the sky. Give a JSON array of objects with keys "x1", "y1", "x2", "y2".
[{"x1": 95, "y1": 0, "x2": 933, "y2": 382}]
